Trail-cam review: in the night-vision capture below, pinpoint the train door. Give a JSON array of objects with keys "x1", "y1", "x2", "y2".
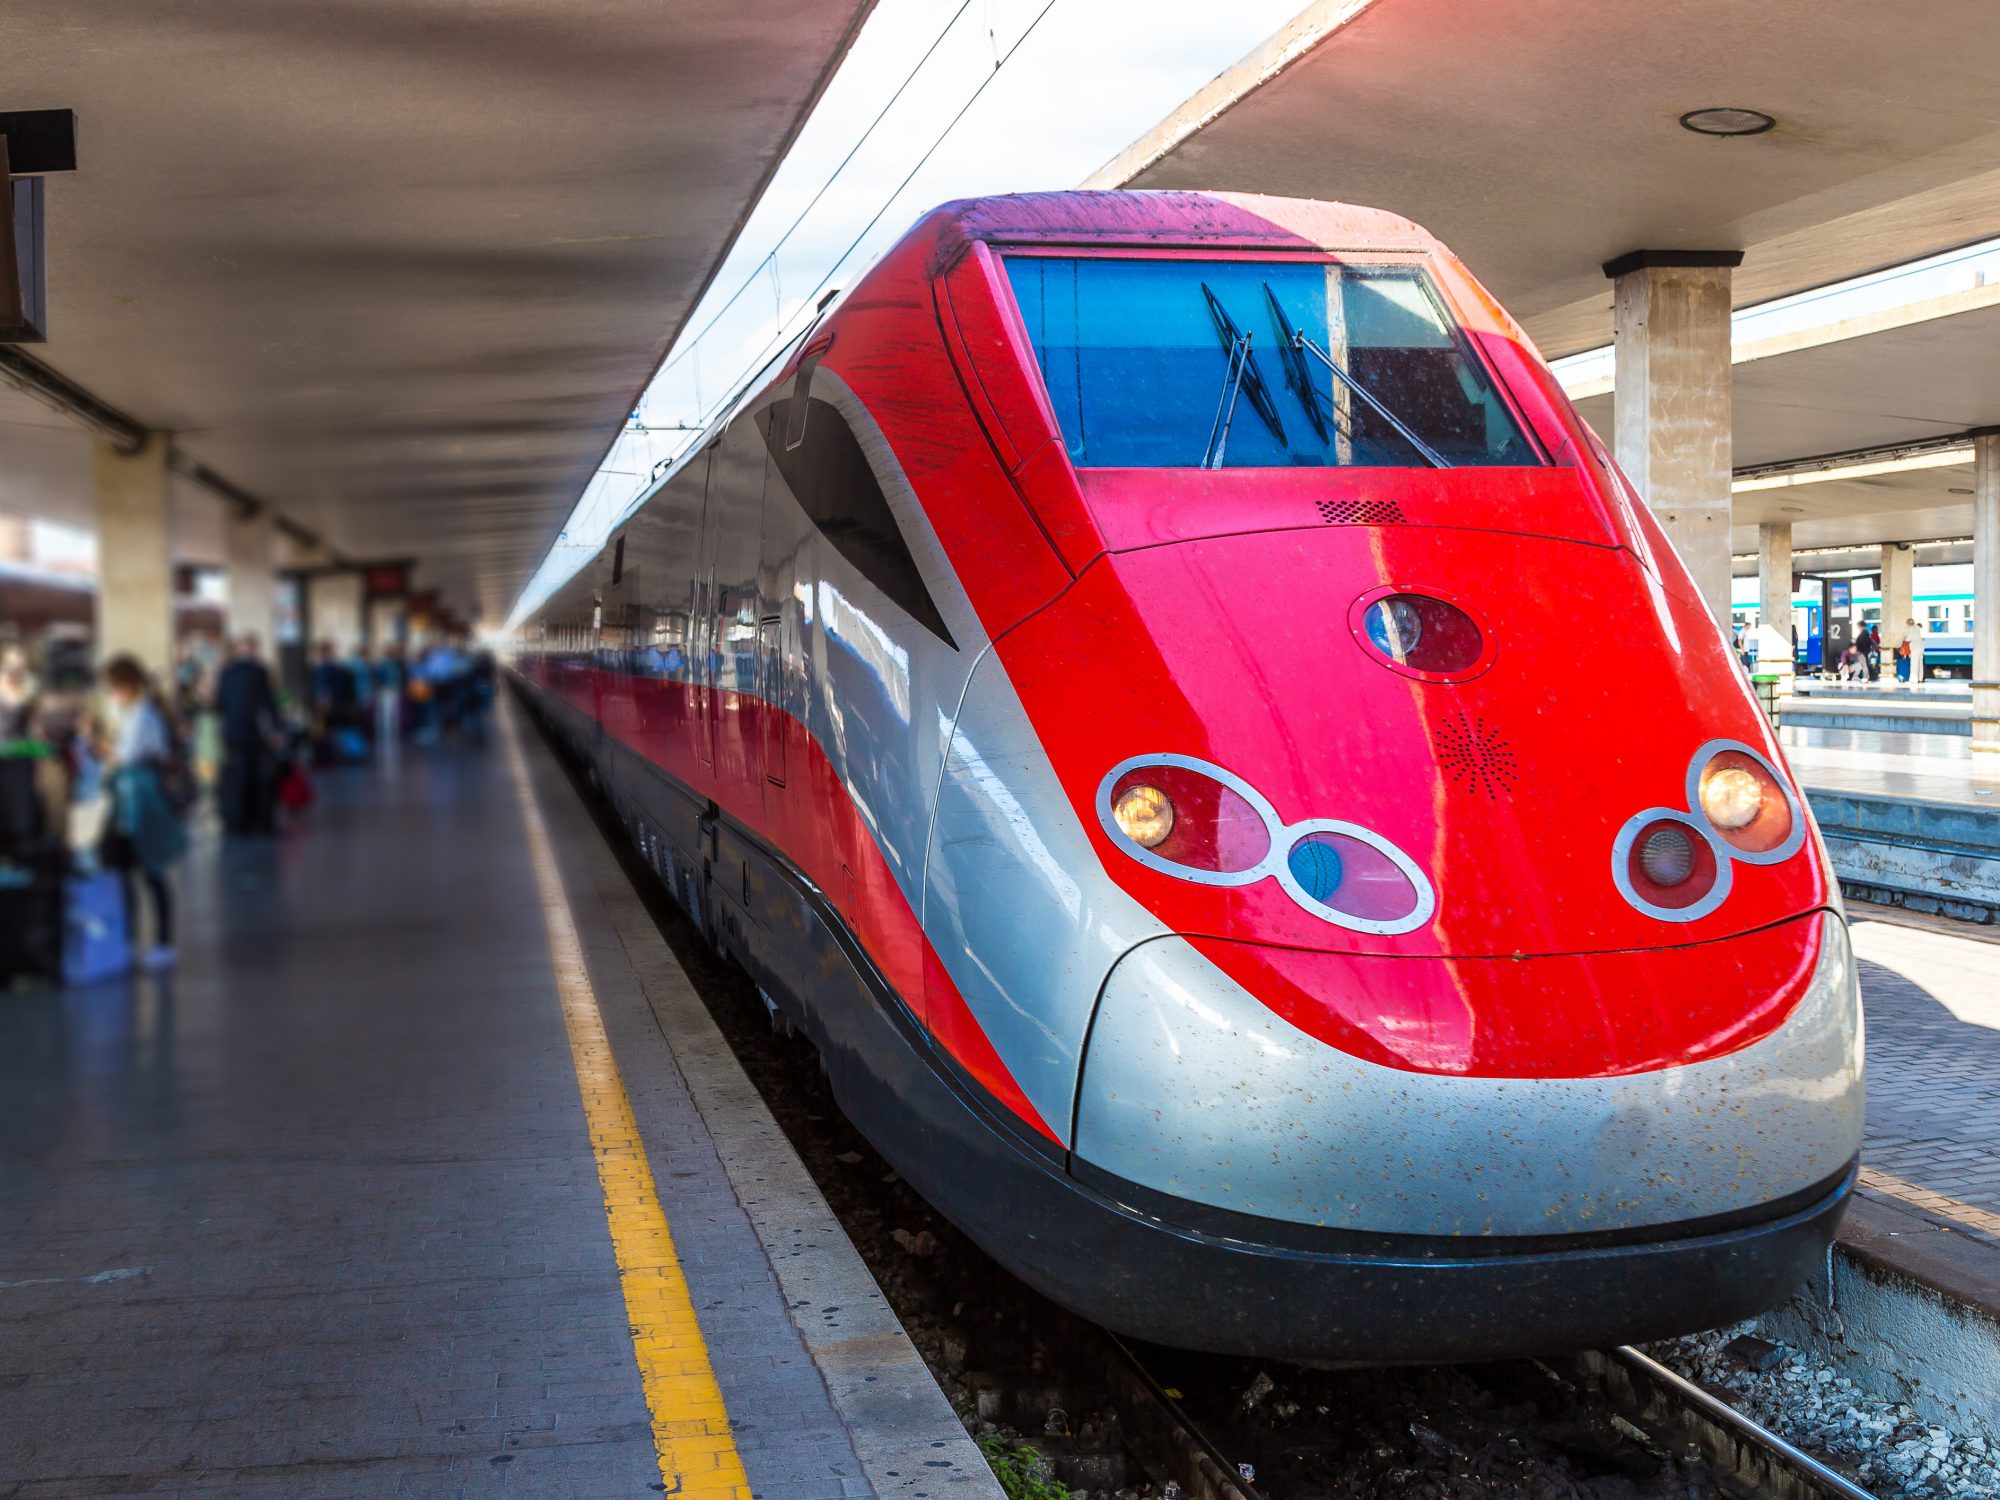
[
  {"x1": 757, "y1": 615, "x2": 786, "y2": 789},
  {"x1": 703, "y1": 416, "x2": 769, "y2": 806},
  {"x1": 756, "y1": 439, "x2": 810, "y2": 825},
  {"x1": 691, "y1": 446, "x2": 720, "y2": 774}
]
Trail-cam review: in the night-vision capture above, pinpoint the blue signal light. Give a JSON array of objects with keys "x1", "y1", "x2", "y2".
[{"x1": 1287, "y1": 836, "x2": 1344, "y2": 902}]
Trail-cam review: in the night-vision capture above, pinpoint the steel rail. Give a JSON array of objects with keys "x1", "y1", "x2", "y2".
[{"x1": 1605, "y1": 1345, "x2": 1880, "y2": 1500}]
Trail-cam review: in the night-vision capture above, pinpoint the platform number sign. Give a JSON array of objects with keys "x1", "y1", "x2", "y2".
[{"x1": 1824, "y1": 578, "x2": 1854, "y2": 665}]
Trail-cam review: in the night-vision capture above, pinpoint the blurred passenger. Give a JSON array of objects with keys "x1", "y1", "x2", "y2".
[
  {"x1": 346, "y1": 644, "x2": 375, "y2": 735},
  {"x1": 1837, "y1": 642, "x2": 1865, "y2": 681},
  {"x1": 419, "y1": 640, "x2": 470, "y2": 739},
  {"x1": 463, "y1": 647, "x2": 494, "y2": 744},
  {"x1": 0, "y1": 646, "x2": 40, "y2": 744},
  {"x1": 310, "y1": 642, "x2": 350, "y2": 724},
  {"x1": 375, "y1": 643, "x2": 406, "y2": 745},
  {"x1": 215, "y1": 635, "x2": 280, "y2": 836},
  {"x1": 1860, "y1": 623, "x2": 1881, "y2": 681},
  {"x1": 1903, "y1": 617, "x2": 1927, "y2": 685},
  {"x1": 101, "y1": 655, "x2": 188, "y2": 969}
]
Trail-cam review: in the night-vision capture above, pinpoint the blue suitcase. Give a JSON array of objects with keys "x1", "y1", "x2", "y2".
[{"x1": 64, "y1": 872, "x2": 131, "y2": 985}]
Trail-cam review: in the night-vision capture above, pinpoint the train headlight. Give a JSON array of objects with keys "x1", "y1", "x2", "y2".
[
  {"x1": 1699, "y1": 765, "x2": 1762, "y2": 830},
  {"x1": 1612, "y1": 741, "x2": 1808, "y2": 923},
  {"x1": 1112, "y1": 784, "x2": 1174, "y2": 849},
  {"x1": 1695, "y1": 748, "x2": 1795, "y2": 855}
]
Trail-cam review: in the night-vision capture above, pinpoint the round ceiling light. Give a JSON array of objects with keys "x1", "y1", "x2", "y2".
[{"x1": 1680, "y1": 107, "x2": 1777, "y2": 137}]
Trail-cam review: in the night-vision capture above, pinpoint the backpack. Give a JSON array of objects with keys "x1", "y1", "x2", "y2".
[{"x1": 151, "y1": 696, "x2": 198, "y2": 816}]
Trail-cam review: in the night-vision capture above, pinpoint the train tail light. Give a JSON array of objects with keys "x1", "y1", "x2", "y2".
[
  {"x1": 1096, "y1": 754, "x2": 1434, "y2": 935},
  {"x1": 1612, "y1": 740, "x2": 1808, "y2": 922}
]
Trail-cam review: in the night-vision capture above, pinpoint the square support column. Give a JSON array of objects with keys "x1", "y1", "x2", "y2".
[
  {"x1": 225, "y1": 506, "x2": 278, "y2": 654},
  {"x1": 1976, "y1": 434, "x2": 1999, "y2": 752},
  {"x1": 306, "y1": 570, "x2": 365, "y2": 656},
  {"x1": 1606, "y1": 251, "x2": 1742, "y2": 635},
  {"x1": 1755, "y1": 523, "x2": 1793, "y2": 688},
  {"x1": 1879, "y1": 542, "x2": 1915, "y2": 683},
  {"x1": 92, "y1": 432, "x2": 173, "y2": 676}
]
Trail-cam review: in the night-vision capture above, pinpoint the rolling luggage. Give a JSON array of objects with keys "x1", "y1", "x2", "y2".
[{"x1": 63, "y1": 871, "x2": 130, "y2": 985}]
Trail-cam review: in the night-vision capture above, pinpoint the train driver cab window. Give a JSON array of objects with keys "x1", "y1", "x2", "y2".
[
  {"x1": 1003, "y1": 256, "x2": 1542, "y2": 470},
  {"x1": 762, "y1": 395, "x2": 955, "y2": 647}
]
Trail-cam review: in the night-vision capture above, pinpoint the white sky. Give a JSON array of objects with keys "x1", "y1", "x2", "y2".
[{"x1": 508, "y1": 0, "x2": 1314, "y2": 624}]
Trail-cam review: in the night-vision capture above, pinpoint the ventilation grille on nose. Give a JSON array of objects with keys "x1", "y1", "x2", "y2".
[
  {"x1": 1436, "y1": 712, "x2": 1519, "y2": 799},
  {"x1": 1316, "y1": 498, "x2": 1407, "y2": 526}
]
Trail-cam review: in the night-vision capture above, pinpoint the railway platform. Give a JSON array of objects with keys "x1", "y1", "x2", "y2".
[
  {"x1": 0, "y1": 703, "x2": 996, "y2": 1500},
  {"x1": 1782, "y1": 725, "x2": 2000, "y2": 923}
]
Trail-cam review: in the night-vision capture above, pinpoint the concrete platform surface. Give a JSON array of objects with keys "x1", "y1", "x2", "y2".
[
  {"x1": 1783, "y1": 726, "x2": 2000, "y2": 812},
  {"x1": 0, "y1": 704, "x2": 996, "y2": 1500}
]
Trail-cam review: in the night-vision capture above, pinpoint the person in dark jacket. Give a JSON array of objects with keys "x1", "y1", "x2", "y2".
[{"x1": 215, "y1": 635, "x2": 280, "y2": 836}]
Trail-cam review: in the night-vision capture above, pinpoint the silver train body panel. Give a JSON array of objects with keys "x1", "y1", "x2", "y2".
[{"x1": 1071, "y1": 911, "x2": 1865, "y2": 1235}]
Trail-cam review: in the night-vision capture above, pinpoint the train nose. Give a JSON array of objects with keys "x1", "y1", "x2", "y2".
[{"x1": 1070, "y1": 911, "x2": 1863, "y2": 1237}]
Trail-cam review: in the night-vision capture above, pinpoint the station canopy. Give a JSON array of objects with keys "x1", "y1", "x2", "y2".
[
  {"x1": 1089, "y1": 0, "x2": 2000, "y2": 555},
  {"x1": 0, "y1": 0, "x2": 873, "y2": 621}
]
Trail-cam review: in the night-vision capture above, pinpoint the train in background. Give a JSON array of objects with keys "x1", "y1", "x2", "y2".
[
  {"x1": 1, "y1": 558, "x2": 225, "y2": 689},
  {"x1": 1731, "y1": 566, "x2": 1976, "y2": 675},
  {"x1": 513, "y1": 191, "x2": 1861, "y2": 1365}
]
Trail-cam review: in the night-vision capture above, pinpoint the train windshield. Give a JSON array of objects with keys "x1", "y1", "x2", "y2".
[{"x1": 1002, "y1": 257, "x2": 1542, "y2": 470}]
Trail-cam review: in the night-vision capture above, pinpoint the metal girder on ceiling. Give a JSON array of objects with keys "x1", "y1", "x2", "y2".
[{"x1": 0, "y1": 0, "x2": 874, "y2": 620}]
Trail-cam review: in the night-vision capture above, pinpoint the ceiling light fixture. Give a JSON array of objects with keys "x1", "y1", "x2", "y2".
[
  {"x1": 1734, "y1": 445, "x2": 1973, "y2": 493},
  {"x1": 1681, "y1": 107, "x2": 1776, "y2": 137}
]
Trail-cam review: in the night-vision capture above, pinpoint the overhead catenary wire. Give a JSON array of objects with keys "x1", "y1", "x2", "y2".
[
  {"x1": 514, "y1": 0, "x2": 1066, "y2": 627},
  {"x1": 655, "y1": 0, "x2": 1063, "y2": 440},
  {"x1": 652, "y1": 0, "x2": 979, "y2": 384}
]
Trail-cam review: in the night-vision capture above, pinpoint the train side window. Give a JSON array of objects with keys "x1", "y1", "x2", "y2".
[{"x1": 761, "y1": 396, "x2": 956, "y2": 648}]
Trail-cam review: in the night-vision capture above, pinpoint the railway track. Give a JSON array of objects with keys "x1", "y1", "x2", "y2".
[{"x1": 1110, "y1": 1336, "x2": 1880, "y2": 1500}]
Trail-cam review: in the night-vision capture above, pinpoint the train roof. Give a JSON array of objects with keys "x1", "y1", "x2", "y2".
[{"x1": 924, "y1": 190, "x2": 1445, "y2": 261}]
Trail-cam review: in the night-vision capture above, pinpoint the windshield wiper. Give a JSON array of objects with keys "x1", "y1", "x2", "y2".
[
  {"x1": 1202, "y1": 329, "x2": 1253, "y2": 469},
  {"x1": 1290, "y1": 327, "x2": 1451, "y2": 469},
  {"x1": 1201, "y1": 285, "x2": 1285, "y2": 467},
  {"x1": 1264, "y1": 287, "x2": 1331, "y2": 446}
]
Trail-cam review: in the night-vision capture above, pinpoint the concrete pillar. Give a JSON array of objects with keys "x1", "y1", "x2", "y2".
[
  {"x1": 92, "y1": 432, "x2": 174, "y2": 676},
  {"x1": 1975, "y1": 434, "x2": 1999, "y2": 753},
  {"x1": 1756, "y1": 523, "x2": 1794, "y2": 687},
  {"x1": 306, "y1": 570, "x2": 364, "y2": 655},
  {"x1": 225, "y1": 506, "x2": 278, "y2": 653},
  {"x1": 1880, "y1": 542, "x2": 1915, "y2": 682},
  {"x1": 1605, "y1": 250, "x2": 1743, "y2": 634}
]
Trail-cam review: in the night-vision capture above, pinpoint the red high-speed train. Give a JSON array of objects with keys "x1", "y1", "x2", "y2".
[{"x1": 515, "y1": 192, "x2": 1862, "y2": 1364}]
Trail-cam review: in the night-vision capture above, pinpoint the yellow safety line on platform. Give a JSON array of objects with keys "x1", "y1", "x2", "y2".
[
  {"x1": 1859, "y1": 1165, "x2": 2000, "y2": 1244},
  {"x1": 503, "y1": 718, "x2": 754, "y2": 1499}
]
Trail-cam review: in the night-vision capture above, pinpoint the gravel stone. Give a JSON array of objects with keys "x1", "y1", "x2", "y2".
[{"x1": 1652, "y1": 1323, "x2": 2000, "y2": 1498}]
